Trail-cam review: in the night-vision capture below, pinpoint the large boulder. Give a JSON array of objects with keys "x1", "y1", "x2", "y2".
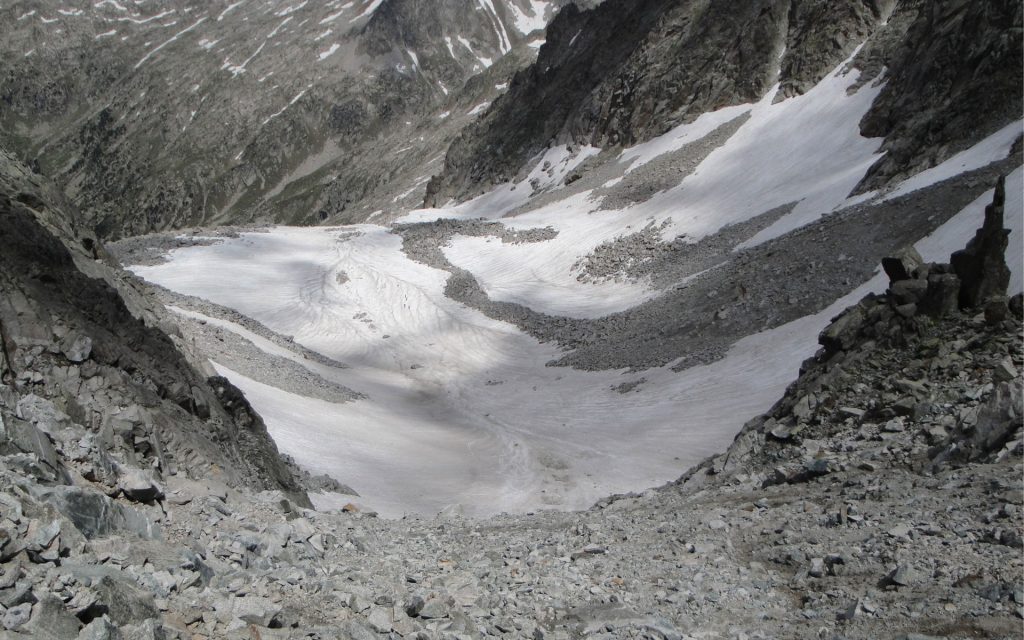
[
  {"x1": 882, "y1": 246, "x2": 925, "y2": 284},
  {"x1": 30, "y1": 486, "x2": 161, "y2": 540}
]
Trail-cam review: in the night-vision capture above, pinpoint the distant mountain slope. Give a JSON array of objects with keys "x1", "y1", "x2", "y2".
[
  {"x1": 0, "y1": 0, "x2": 565, "y2": 237},
  {"x1": 425, "y1": 0, "x2": 1022, "y2": 205}
]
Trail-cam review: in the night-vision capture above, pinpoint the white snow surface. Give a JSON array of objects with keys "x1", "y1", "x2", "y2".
[
  {"x1": 129, "y1": 47, "x2": 1024, "y2": 518},
  {"x1": 619, "y1": 103, "x2": 753, "y2": 173},
  {"x1": 351, "y1": 0, "x2": 384, "y2": 22},
  {"x1": 135, "y1": 175, "x2": 1022, "y2": 518},
  {"x1": 508, "y1": 0, "x2": 550, "y2": 35},
  {"x1": 399, "y1": 56, "x2": 886, "y2": 319},
  {"x1": 132, "y1": 227, "x2": 846, "y2": 518}
]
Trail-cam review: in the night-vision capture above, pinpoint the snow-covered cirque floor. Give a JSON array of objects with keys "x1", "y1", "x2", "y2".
[
  {"x1": 130, "y1": 54, "x2": 1022, "y2": 517},
  {"x1": 131, "y1": 161, "x2": 1021, "y2": 518},
  {"x1": 133, "y1": 225, "x2": 811, "y2": 517}
]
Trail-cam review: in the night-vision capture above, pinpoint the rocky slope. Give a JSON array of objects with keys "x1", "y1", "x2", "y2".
[
  {"x1": 0, "y1": 148, "x2": 309, "y2": 509},
  {"x1": 425, "y1": 0, "x2": 1022, "y2": 205},
  {"x1": 0, "y1": 0, "x2": 565, "y2": 237},
  {"x1": 0, "y1": 177, "x2": 1019, "y2": 638}
]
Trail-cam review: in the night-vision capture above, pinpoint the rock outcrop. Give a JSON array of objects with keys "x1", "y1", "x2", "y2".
[
  {"x1": 951, "y1": 176, "x2": 1013, "y2": 309},
  {"x1": 857, "y1": 0, "x2": 1024, "y2": 191}
]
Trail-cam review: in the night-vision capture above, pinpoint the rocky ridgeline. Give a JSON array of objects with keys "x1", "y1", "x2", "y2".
[{"x1": 427, "y1": 0, "x2": 1022, "y2": 207}]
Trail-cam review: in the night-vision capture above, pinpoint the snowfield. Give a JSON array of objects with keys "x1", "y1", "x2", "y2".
[
  {"x1": 135, "y1": 226, "x2": 826, "y2": 517},
  {"x1": 131, "y1": 159, "x2": 1022, "y2": 517},
  {"x1": 130, "y1": 56, "x2": 1023, "y2": 517}
]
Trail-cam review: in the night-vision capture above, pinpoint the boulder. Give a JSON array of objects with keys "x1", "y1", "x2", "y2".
[
  {"x1": 25, "y1": 594, "x2": 81, "y2": 637},
  {"x1": 889, "y1": 279, "x2": 928, "y2": 305},
  {"x1": 78, "y1": 617, "x2": 124, "y2": 640},
  {"x1": 91, "y1": 576, "x2": 160, "y2": 627},
  {"x1": 60, "y1": 332, "x2": 93, "y2": 363},
  {"x1": 819, "y1": 305, "x2": 866, "y2": 354},
  {"x1": 882, "y1": 246, "x2": 925, "y2": 284},
  {"x1": 6, "y1": 418, "x2": 68, "y2": 483},
  {"x1": 919, "y1": 273, "x2": 960, "y2": 318},
  {"x1": 31, "y1": 486, "x2": 161, "y2": 540},
  {"x1": 14, "y1": 394, "x2": 70, "y2": 434},
  {"x1": 118, "y1": 469, "x2": 164, "y2": 504}
]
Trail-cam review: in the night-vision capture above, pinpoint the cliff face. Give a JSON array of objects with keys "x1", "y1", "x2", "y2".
[
  {"x1": 0, "y1": 149, "x2": 306, "y2": 503},
  {"x1": 425, "y1": 0, "x2": 1021, "y2": 206},
  {"x1": 857, "y1": 0, "x2": 1024, "y2": 190}
]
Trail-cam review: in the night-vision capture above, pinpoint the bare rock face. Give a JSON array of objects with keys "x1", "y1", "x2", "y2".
[
  {"x1": 858, "y1": 0, "x2": 1023, "y2": 191},
  {"x1": 427, "y1": 0, "x2": 1021, "y2": 207},
  {"x1": 951, "y1": 176, "x2": 1012, "y2": 309}
]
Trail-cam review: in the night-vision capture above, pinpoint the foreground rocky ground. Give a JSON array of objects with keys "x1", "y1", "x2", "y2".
[{"x1": 0, "y1": 180, "x2": 1020, "y2": 639}]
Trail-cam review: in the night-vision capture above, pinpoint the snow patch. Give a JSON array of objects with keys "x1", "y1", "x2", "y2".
[
  {"x1": 222, "y1": 41, "x2": 265, "y2": 77},
  {"x1": 619, "y1": 103, "x2": 753, "y2": 172},
  {"x1": 266, "y1": 16, "x2": 292, "y2": 39},
  {"x1": 476, "y1": 0, "x2": 512, "y2": 54},
  {"x1": 468, "y1": 101, "x2": 491, "y2": 116},
  {"x1": 318, "y1": 43, "x2": 340, "y2": 61},
  {"x1": 350, "y1": 0, "x2": 384, "y2": 22},
  {"x1": 216, "y1": 0, "x2": 244, "y2": 21},
  {"x1": 508, "y1": 0, "x2": 550, "y2": 35},
  {"x1": 134, "y1": 17, "x2": 207, "y2": 69},
  {"x1": 274, "y1": 1, "x2": 307, "y2": 17},
  {"x1": 262, "y1": 85, "x2": 311, "y2": 125}
]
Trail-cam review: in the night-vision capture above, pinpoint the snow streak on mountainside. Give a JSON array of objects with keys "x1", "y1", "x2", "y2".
[{"x1": 0, "y1": 0, "x2": 565, "y2": 237}]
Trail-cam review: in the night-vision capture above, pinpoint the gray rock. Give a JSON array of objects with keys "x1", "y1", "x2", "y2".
[
  {"x1": 366, "y1": 606, "x2": 393, "y2": 633},
  {"x1": 889, "y1": 278, "x2": 928, "y2": 304},
  {"x1": 919, "y1": 272, "x2": 961, "y2": 317},
  {"x1": 61, "y1": 333, "x2": 93, "y2": 363},
  {"x1": 118, "y1": 469, "x2": 164, "y2": 503},
  {"x1": 993, "y1": 357, "x2": 1018, "y2": 383},
  {"x1": 344, "y1": 621, "x2": 378, "y2": 640},
  {"x1": 404, "y1": 595, "x2": 425, "y2": 617},
  {"x1": 92, "y1": 576, "x2": 160, "y2": 626},
  {"x1": 887, "y1": 564, "x2": 919, "y2": 587},
  {"x1": 25, "y1": 595, "x2": 81, "y2": 637},
  {"x1": 78, "y1": 617, "x2": 123, "y2": 640},
  {"x1": 820, "y1": 306, "x2": 866, "y2": 354},
  {"x1": 951, "y1": 177, "x2": 1012, "y2": 308},
  {"x1": 418, "y1": 597, "x2": 450, "y2": 619},
  {"x1": 14, "y1": 394, "x2": 70, "y2": 434},
  {"x1": 6, "y1": 418, "x2": 66, "y2": 482},
  {"x1": 882, "y1": 246, "x2": 925, "y2": 283},
  {"x1": 1, "y1": 603, "x2": 30, "y2": 631},
  {"x1": 32, "y1": 486, "x2": 161, "y2": 540},
  {"x1": 229, "y1": 596, "x2": 281, "y2": 627}
]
